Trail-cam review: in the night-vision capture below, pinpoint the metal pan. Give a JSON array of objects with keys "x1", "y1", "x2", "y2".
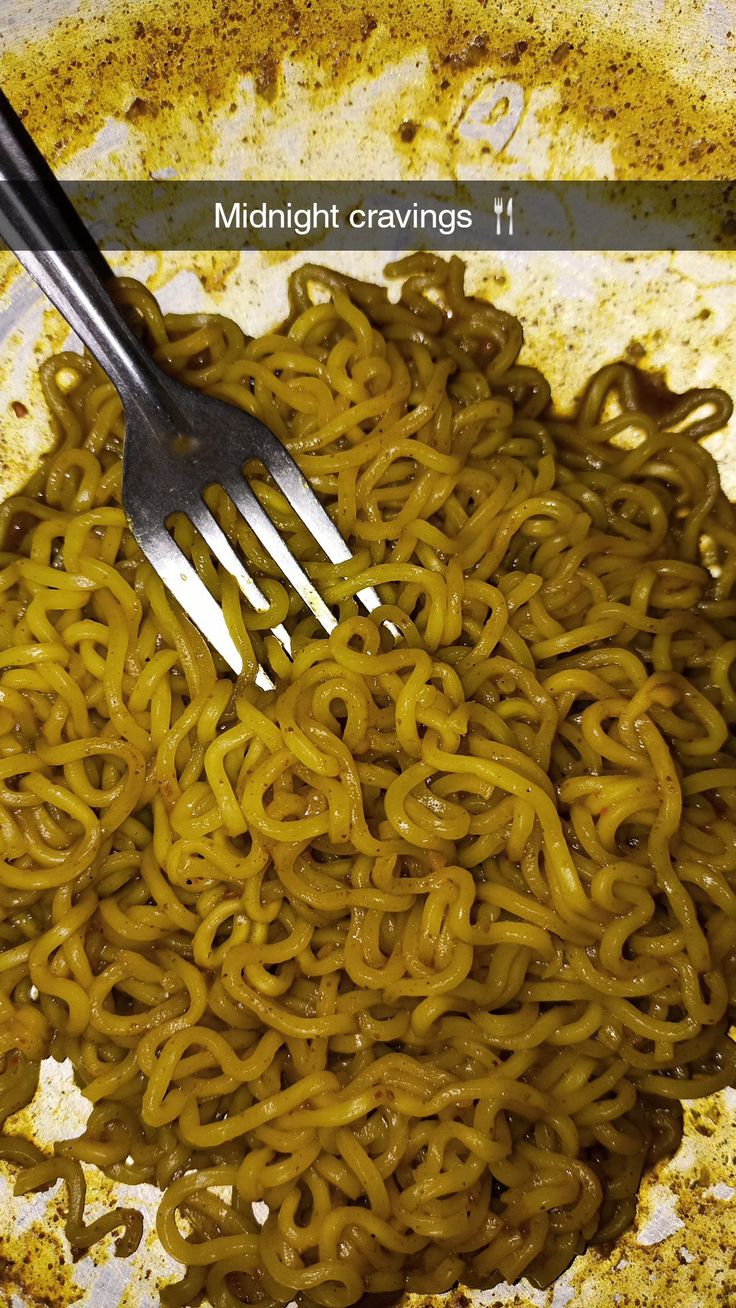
[{"x1": 0, "y1": 1, "x2": 734, "y2": 1305}]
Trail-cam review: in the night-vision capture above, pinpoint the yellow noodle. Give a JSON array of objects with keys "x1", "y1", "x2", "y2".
[{"x1": 0, "y1": 254, "x2": 735, "y2": 1306}]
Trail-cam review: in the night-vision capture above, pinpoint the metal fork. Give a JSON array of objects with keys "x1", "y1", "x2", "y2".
[{"x1": 0, "y1": 90, "x2": 384, "y2": 686}]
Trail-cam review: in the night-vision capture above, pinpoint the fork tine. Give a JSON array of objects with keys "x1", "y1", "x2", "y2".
[
  {"x1": 188, "y1": 501, "x2": 292, "y2": 657},
  {"x1": 262, "y1": 446, "x2": 352, "y2": 565},
  {"x1": 223, "y1": 477, "x2": 337, "y2": 635},
  {"x1": 257, "y1": 443, "x2": 389, "y2": 620},
  {"x1": 132, "y1": 523, "x2": 275, "y2": 685}
]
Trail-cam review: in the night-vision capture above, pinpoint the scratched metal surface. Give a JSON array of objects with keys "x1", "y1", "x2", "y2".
[{"x1": 0, "y1": 1, "x2": 734, "y2": 1305}]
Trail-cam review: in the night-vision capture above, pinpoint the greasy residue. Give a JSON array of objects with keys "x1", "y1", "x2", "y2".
[
  {"x1": 0, "y1": 0, "x2": 734, "y2": 181},
  {"x1": 0, "y1": 1224, "x2": 80, "y2": 1308}
]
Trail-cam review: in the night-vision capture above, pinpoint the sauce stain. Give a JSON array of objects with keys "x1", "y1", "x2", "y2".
[
  {"x1": 0, "y1": 1217, "x2": 81, "y2": 1308},
  {"x1": 0, "y1": 0, "x2": 733, "y2": 181}
]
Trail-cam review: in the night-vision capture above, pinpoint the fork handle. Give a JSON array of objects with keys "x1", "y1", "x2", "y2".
[{"x1": 0, "y1": 87, "x2": 167, "y2": 412}]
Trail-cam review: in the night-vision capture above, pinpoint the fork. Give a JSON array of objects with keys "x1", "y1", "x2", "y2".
[
  {"x1": 493, "y1": 195, "x2": 503, "y2": 238},
  {"x1": 0, "y1": 89, "x2": 385, "y2": 688}
]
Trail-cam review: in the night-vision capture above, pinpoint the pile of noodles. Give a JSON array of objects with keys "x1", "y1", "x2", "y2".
[{"x1": 0, "y1": 254, "x2": 735, "y2": 1308}]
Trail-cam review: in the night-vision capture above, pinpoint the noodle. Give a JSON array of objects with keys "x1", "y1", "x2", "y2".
[{"x1": 0, "y1": 253, "x2": 734, "y2": 1306}]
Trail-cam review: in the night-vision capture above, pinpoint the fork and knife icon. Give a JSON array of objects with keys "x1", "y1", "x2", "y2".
[{"x1": 493, "y1": 196, "x2": 514, "y2": 236}]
